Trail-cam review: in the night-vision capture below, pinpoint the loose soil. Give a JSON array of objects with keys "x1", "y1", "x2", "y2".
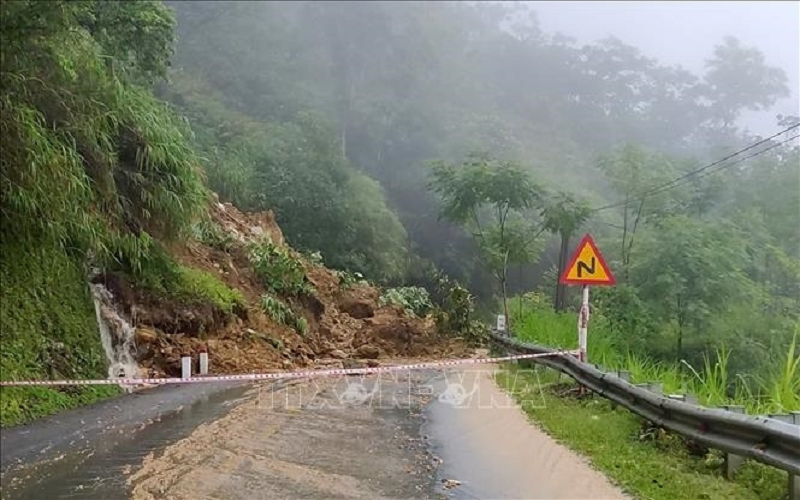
[{"x1": 98, "y1": 196, "x2": 469, "y2": 379}]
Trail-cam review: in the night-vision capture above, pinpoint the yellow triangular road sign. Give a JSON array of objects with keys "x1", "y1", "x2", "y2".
[{"x1": 560, "y1": 234, "x2": 615, "y2": 285}]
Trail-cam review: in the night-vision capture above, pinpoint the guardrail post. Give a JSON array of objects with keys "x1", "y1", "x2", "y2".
[
  {"x1": 790, "y1": 413, "x2": 800, "y2": 500},
  {"x1": 646, "y1": 382, "x2": 663, "y2": 395},
  {"x1": 723, "y1": 405, "x2": 746, "y2": 479}
]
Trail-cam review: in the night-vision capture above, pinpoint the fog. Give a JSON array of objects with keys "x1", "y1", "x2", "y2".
[
  {"x1": 532, "y1": 0, "x2": 800, "y2": 135},
  {"x1": 2, "y1": 0, "x2": 799, "y2": 392}
]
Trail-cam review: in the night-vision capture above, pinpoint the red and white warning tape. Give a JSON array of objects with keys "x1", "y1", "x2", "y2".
[{"x1": 0, "y1": 350, "x2": 575, "y2": 387}]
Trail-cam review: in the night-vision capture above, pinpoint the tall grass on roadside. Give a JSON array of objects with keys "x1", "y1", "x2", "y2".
[
  {"x1": 761, "y1": 330, "x2": 799, "y2": 412},
  {"x1": 683, "y1": 348, "x2": 730, "y2": 406},
  {"x1": 510, "y1": 300, "x2": 799, "y2": 413},
  {"x1": 511, "y1": 300, "x2": 621, "y2": 366}
]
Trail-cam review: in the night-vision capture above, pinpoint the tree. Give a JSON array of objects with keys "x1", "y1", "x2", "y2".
[
  {"x1": 703, "y1": 36, "x2": 789, "y2": 128},
  {"x1": 629, "y1": 216, "x2": 752, "y2": 361},
  {"x1": 429, "y1": 153, "x2": 545, "y2": 329},
  {"x1": 597, "y1": 145, "x2": 677, "y2": 281},
  {"x1": 541, "y1": 192, "x2": 591, "y2": 311}
]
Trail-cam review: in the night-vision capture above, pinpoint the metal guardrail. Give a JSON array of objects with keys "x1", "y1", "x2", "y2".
[{"x1": 488, "y1": 331, "x2": 800, "y2": 476}]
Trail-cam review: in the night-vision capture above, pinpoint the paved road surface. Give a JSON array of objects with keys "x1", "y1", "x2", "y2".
[{"x1": 1, "y1": 366, "x2": 628, "y2": 499}]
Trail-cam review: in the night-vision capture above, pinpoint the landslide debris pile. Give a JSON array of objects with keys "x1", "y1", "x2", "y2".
[{"x1": 95, "y1": 197, "x2": 466, "y2": 378}]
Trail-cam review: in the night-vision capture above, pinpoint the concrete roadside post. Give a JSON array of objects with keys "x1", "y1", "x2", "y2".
[
  {"x1": 181, "y1": 356, "x2": 192, "y2": 379},
  {"x1": 578, "y1": 285, "x2": 589, "y2": 363},
  {"x1": 199, "y1": 352, "x2": 209, "y2": 375},
  {"x1": 496, "y1": 314, "x2": 507, "y2": 337}
]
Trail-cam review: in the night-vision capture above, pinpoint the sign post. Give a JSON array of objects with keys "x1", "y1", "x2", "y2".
[
  {"x1": 579, "y1": 285, "x2": 589, "y2": 363},
  {"x1": 560, "y1": 234, "x2": 615, "y2": 366}
]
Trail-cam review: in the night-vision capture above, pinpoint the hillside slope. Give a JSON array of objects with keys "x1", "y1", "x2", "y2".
[
  {"x1": 1, "y1": 195, "x2": 467, "y2": 427},
  {"x1": 97, "y1": 196, "x2": 468, "y2": 380}
]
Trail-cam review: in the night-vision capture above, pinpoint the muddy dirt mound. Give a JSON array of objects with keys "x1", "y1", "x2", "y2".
[
  {"x1": 209, "y1": 195, "x2": 285, "y2": 248},
  {"x1": 353, "y1": 307, "x2": 469, "y2": 359},
  {"x1": 110, "y1": 194, "x2": 467, "y2": 378},
  {"x1": 337, "y1": 285, "x2": 379, "y2": 319}
]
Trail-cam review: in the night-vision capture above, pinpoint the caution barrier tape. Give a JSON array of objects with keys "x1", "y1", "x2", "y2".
[{"x1": 0, "y1": 350, "x2": 576, "y2": 387}]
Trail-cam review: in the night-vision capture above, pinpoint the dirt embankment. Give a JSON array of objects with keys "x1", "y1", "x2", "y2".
[{"x1": 101, "y1": 196, "x2": 467, "y2": 378}]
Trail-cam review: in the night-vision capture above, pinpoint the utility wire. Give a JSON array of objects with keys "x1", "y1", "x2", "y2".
[
  {"x1": 681, "y1": 133, "x2": 799, "y2": 185},
  {"x1": 625, "y1": 132, "x2": 800, "y2": 204},
  {"x1": 592, "y1": 123, "x2": 800, "y2": 213}
]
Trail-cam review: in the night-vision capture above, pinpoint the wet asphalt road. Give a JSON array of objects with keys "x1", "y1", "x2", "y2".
[
  {"x1": 1, "y1": 382, "x2": 252, "y2": 500},
  {"x1": 1, "y1": 367, "x2": 627, "y2": 500}
]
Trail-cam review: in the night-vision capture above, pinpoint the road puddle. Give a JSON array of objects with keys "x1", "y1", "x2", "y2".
[
  {"x1": 423, "y1": 365, "x2": 628, "y2": 499},
  {"x1": 1, "y1": 384, "x2": 253, "y2": 500}
]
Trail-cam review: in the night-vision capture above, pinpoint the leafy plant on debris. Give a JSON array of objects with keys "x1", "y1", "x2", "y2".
[
  {"x1": 249, "y1": 238, "x2": 315, "y2": 297},
  {"x1": 260, "y1": 294, "x2": 307, "y2": 335},
  {"x1": 379, "y1": 286, "x2": 433, "y2": 317}
]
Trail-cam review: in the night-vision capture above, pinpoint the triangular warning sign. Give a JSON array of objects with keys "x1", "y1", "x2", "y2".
[{"x1": 560, "y1": 234, "x2": 616, "y2": 286}]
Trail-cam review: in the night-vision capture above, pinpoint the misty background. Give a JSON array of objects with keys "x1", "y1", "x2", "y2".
[
  {"x1": 532, "y1": 0, "x2": 799, "y2": 135},
  {"x1": 1, "y1": 0, "x2": 799, "y2": 419}
]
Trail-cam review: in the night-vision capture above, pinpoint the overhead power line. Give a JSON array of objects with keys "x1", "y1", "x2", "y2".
[{"x1": 592, "y1": 123, "x2": 800, "y2": 213}]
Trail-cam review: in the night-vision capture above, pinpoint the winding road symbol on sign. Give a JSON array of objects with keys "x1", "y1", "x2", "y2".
[{"x1": 560, "y1": 234, "x2": 615, "y2": 286}]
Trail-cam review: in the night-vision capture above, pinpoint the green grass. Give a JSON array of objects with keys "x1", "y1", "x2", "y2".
[
  {"x1": 0, "y1": 238, "x2": 121, "y2": 427},
  {"x1": 496, "y1": 365, "x2": 787, "y2": 500},
  {"x1": 130, "y1": 245, "x2": 245, "y2": 317},
  {"x1": 511, "y1": 303, "x2": 799, "y2": 413},
  {"x1": 176, "y1": 265, "x2": 245, "y2": 315}
]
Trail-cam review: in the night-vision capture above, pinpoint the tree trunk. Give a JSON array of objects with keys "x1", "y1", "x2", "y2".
[
  {"x1": 554, "y1": 232, "x2": 570, "y2": 311},
  {"x1": 517, "y1": 265, "x2": 523, "y2": 319},
  {"x1": 676, "y1": 295, "x2": 684, "y2": 361}
]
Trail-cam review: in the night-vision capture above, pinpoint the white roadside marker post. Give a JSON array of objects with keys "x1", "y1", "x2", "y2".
[
  {"x1": 181, "y1": 356, "x2": 192, "y2": 379},
  {"x1": 496, "y1": 314, "x2": 507, "y2": 336},
  {"x1": 199, "y1": 352, "x2": 209, "y2": 376}
]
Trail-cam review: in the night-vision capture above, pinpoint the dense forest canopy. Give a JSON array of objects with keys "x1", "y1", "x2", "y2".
[{"x1": 1, "y1": 0, "x2": 798, "y2": 384}]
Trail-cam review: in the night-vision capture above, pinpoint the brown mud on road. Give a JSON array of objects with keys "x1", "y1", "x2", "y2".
[
  {"x1": 125, "y1": 364, "x2": 630, "y2": 500},
  {"x1": 127, "y1": 372, "x2": 442, "y2": 500}
]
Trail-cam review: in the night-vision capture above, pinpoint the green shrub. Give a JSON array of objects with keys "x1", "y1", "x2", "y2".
[
  {"x1": 334, "y1": 269, "x2": 368, "y2": 289},
  {"x1": 380, "y1": 287, "x2": 432, "y2": 317},
  {"x1": 261, "y1": 294, "x2": 291, "y2": 325},
  {"x1": 176, "y1": 266, "x2": 245, "y2": 315},
  {"x1": 189, "y1": 219, "x2": 235, "y2": 252},
  {"x1": 294, "y1": 316, "x2": 309, "y2": 335},
  {"x1": 249, "y1": 239, "x2": 315, "y2": 296},
  {"x1": 126, "y1": 245, "x2": 244, "y2": 316},
  {"x1": 0, "y1": 238, "x2": 121, "y2": 427},
  {"x1": 303, "y1": 250, "x2": 324, "y2": 266},
  {"x1": 260, "y1": 294, "x2": 306, "y2": 335},
  {"x1": 433, "y1": 278, "x2": 485, "y2": 343}
]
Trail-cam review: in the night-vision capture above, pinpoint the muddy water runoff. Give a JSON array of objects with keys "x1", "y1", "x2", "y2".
[
  {"x1": 1, "y1": 383, "x2": 253, "y2": 500},
  {"x1": 3, "y1": 366, "x2": 627, "y2": 500},
  {"x1": 424, "y1": 366, "x2": 628, "y2": 500}
]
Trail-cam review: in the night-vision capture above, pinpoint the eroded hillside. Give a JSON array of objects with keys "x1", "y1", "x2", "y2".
[{"x1": 93, "y1": 196, "x2": 468, "y2": 380}]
